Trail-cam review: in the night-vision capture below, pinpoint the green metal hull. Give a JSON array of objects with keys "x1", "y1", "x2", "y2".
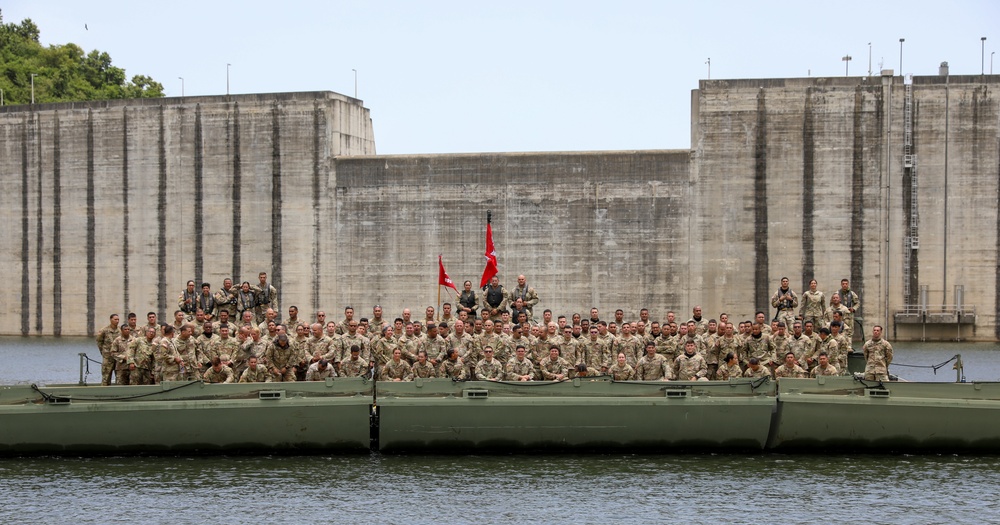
[
  {"x1": 0, "y1": 379, "x2": 374, "y2": 455},
  {"x1": 770, "y1": 376, "x2": 1000, "y2": 452},
  {"x1": 376, "y1": 378, "x2": 777, "y2": 452}
]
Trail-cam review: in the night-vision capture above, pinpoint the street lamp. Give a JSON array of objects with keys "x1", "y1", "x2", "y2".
[
  {"x1": 352, "y1": 68, "x2": 357, "y2": 98},
  {"x1": 706, "y1": 58, "x2": 711, "y2": 80},
  {"x1": 178, "y1": 77, "x2": 184, "y2": 97},
  {"x1": 982, "y1": 37, "x2": 988, "y2": 75},
  {"x1": 842, "y1": 55, "x2": 852, "y2": 76},
  {"x1": 992, "y1": 51, "x2": 995, "y2": 74},
  {"x1": 226, "y1": 63, "x2": 231, "y2": 95},
  {"x1": 30, "y1": 73, "x2": 37, "y2": 104},
  {"x1": 899, "y1": 38, "x2": 905, "y2": 79},
  {"x1": 868, "y1": 42, "x2": 872, "y2": 76}
]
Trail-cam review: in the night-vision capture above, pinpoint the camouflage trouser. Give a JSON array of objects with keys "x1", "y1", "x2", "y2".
[
  {"x1": 865, "y1": 370, "x2": 889, "y2": 381},
  {"x1": 271, "y1": 368, "x2": 296, "y2": 382},
  {"x1": 115, "y1": 362, "x2": 131, "y2": 385},
  {"x1": 706, "y1": 363, "x2": 719, "y2": 381},
  {"x1": 843, "y1": 314, "x2": 856, "y2": 339},
  {"x1": 130, "y1": 368, "x2": 153, "y2": 386},
  {"x1": 777, "y1": 311, "x2": 796, "y2": 331},
  {"x1": 101, "y1": 356, "x2": 115, "y2": 386}
]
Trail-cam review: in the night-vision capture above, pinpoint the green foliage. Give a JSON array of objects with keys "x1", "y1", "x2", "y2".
[{"x1": 0, "y1": 9, "x2": 163, "y2": 105}]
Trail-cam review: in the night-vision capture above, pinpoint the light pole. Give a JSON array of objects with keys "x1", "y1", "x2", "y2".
[
  {"x1": 1, "y1": 88, "x2": 4, "y2": 106},
  {"x1": 899, "y1": 38, "x2": 905, "y2": 79},
  {"x1": 868, "y1": 42, "x2": 872, "y2": 76},
  {"x1": 352, "y1": 68, "x2": 357, "y2": 98},
  {"x1": 178, "y1": 77, "x2": 184, "y2": 97},
  {"x1": 992, "y1": 51, "x2": 995, "y2": 74},
  {"x1": 842, "y1": 55, "x2": 852, "y2": 76},
  {"x1": 706, "y1": 58, "x2": 711, "y2": 80},
  {"x1": 982, "y1": 37, "x2": 988, "y2": 75},
  {"x1": 226, "y1": 63, "x2": 231, "y2": 95},
  {"x1": 30, "y1": 73, "x2": 37, "y2": 104}
]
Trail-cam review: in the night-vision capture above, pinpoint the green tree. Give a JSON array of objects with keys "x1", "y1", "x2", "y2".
[{"x1": 0, "y1": 9, "x2": 163, "y2": 105}]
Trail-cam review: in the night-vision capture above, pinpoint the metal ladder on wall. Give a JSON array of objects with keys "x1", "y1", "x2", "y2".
[{"x1": 902, "y1": 82, "x2": 919, "y2": 303}]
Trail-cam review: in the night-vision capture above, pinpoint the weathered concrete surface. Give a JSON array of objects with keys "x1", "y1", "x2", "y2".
[
  {"x1": 1, "y1": 77, "x2": 998, "y2": 340},
  {"x1": 0, "y1": 91, "x2": 375, "y2": 336}
]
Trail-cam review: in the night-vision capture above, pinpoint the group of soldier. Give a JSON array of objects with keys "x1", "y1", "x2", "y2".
[{"x1": 94, "y1": 273, "x2": 893, "y2": 387}]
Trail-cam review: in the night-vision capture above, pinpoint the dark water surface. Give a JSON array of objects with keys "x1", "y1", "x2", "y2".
[{"x1": 2, "y1": 338, "x2": 1000, "y2": 523}]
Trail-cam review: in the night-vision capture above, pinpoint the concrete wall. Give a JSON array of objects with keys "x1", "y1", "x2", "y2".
[
  {"x1": 0, "y1": 91, "x2": 375, "y2": 336},
  {"x1": 1, "y1": 77, "x2": 998, "y2": 340}
]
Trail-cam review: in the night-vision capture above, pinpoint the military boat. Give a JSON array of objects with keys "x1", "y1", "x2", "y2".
[{"x1": 2, "y1": 354, "x2": 995, "y2": 455}]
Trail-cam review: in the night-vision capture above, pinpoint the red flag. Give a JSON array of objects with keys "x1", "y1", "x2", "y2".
[
  {"x1": 479, "y1": 222, "x2": 498, "y2": 288},
  {"x1": 438, "y1": 255, "x2": 458, "y2": 291}
]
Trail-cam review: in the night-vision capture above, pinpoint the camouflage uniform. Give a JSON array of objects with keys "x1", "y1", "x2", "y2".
[
  {"x1": 174, "y1": 336, "x2": 203, "y2": 380},
  {"x1": 206, "y1": 337, "x2": 240, "y2": 366},
  {"x1": 819, "y1": 337, "x2": 846, "y2": 376},
  {"x1": 475, "y1": 358, "x2": 504, "y2": 380},
  {"x1": 340, "y1": 356, "x2": 371, "y2": 378},
  {"x1": 673, "y1": 352, "x2": 708, "y2": 381},
  {"x1": 743, "y1": 335, "x2": 776, "y2": 367},
  {"x1": 636, "y1": 354, "x2": 671, "y2": 381},
  {"x1": 505, "y1": 357, "x2": 536, "y2": 381},
  {"x1": 835, "y1": 289, "x2": 861, "y2": 338},
  {"x1": 305, "y1": 362, "x2": 336, "y2": 381},
  {"x1": 411, "y1": 360, "x2": 438, "y2": 379},
  {"x1": 507, "y1": 284, "x2": 539, "y2": 321},
  {"x1": 252, "y1": 282, "x2": 279, "y2": 324},
  {"x1": 862, "y1": 338, "x2": 893, "y2": 381},
  {"x1": 96, "y1": 323, "x2": 120, "y2": 386},
  {"x1": 743, "y1": 366, "x2": 773, "y2": 379},
  {"x1": 716, "y1": 362, "x2": 743, "y2": 381},
  {"x1": 788, "y1": 334, "x2": 817, "y2": 370},
  {"x1": 239, "y1": 364, "x2": 272, "y2": 383},
  {"x1": 579, "y1": 338, "x2": 611, "y2": 370},
  {"x1": 715, "y1": 336, "x2": 743, "y2": 369},
  {"x1": 214, "y1": 285, "x2": 239, "y2": 318},
  {"x1": 439, "y1": 358, "x2": 468, "y2": 380},
  {"x1": 381, "y1": 359, "x2": 412, "y2": 381},
  {"x1": 203, "y1": 366, "x2": 235, "y2": 383},
  {"x1": 654, "y1": 335, "x2": 680, "y2": 366},
  {"x1": 155, "y1": 337, "x2": 183, "y2": 382},
  {"x1": 127, "y1": 337, "x2": 156, "y2": 385},
  {"x1": 799, "y1": 290, "x2": 827, "y2": 328},
  {"x1": 338, "y1": 334, "x2": 371, "y2": 363},
  {"x1": 370, "y1": 338, "x2": 397, "y2": 376},
  {"x1": 539, "y1": 355, "x2": 570, "y2": 380},
  {"x1": 616, "y1": 334, "x2": 644, "y2": 366},
  {"x1": 265, "y1": 343, "x2": 298, "y2": 382},
  {"x1": 773, "y1": 363, "x2": 808, "y2": 378},
  {"x1": 110, "y1": 333, "x2": 133, "y2": 385},
  {"x1": 810, "y1": 362, "x2": 840, "y2": 377},
  {"x1": 608, "y1": 362, "x2": 637, "y2": 381},
  {"x1": 771, "y1": 287, "x2": 799, "y2": 331}
]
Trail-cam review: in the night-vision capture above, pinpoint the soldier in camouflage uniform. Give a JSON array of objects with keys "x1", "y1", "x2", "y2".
[
  {"x1": 507, "y1": 275, "x2": 539, "y2": 322},
  {"x1": 203, "y1": 357, "x2": 235, "y2": 383},
  {"x1": 742, "y1": 358, "x2": 772, "y2": 379},
  {"x1": 239, "y1": 356, "x2": 272, "y2": 383},
  {"x1": 206, "y1": 325, "x2": 240, "y2": 369},
  {"x1": 579, "y1": 327, "x2": 611, "y2": 372},
  {"x1": 799, "y1": 279, "x2": 828, "y2": 329},
  {"x1": 381, "y1": 348, "x2": 412, "y2": 381},
  {"x1": 743, "y1": 323, "x2": 777, "y2": 369},
  {"x1": 505, "y1": 346, "x2": 535, "y2": 381},
  {"x1": 835, "y1": 278, "x2": 861, "y2": 339},
  {"x1": 608, "y1": 352, "x2": 637, "y2": 381},
  {"x1": 155, "y1": 325, "x2": 184, "y2": 382},
  {"x1": 127, "y1": 326, "x2": 158, "y2": 385},
  {"x1": 862, "y1": 325, "x2": 893, "y2": 381},
  {"x1": 810, "y1": 351, "x2": 840, "y2": 377},
  {"x1": 539, "y1": 347, "x2": 570, "y2": 381},
  {"x1": 252, "y1": 272, "x2": 279, "y2": 325},
  {"x1": 636, "y1": 343, "x2": 671, "y2": 381},
  {"x1": 773, "y1": 351, "x2": 808, "y2": 378},
  {"x1": 96, "y1": 314, "x2": 121, "y2": 385},
  {"x1": 814, "y1": 327, "x2": 842, "y2": 375},
  {"x1": 411, "y1": 350, "x2": 438, "y2": 379},
  {"x1": 673, "y1": 341, "x2": 709, "y2": 381},
  {"x1": 173, "y1": 324, "x2": 203, "y2": 380},
  {"x1": 305, "y1": 359, "x2": 336, "y2": 381},
  {"x1": 475, "y1": 347, "x2": 504, "y2": 381},
  {"x1": 213, "y1": 278, "x2": 239, "y2": 319},
  {"x1": 439, "y1": 348, "x2": 468, "y2": 380},
  {"x1": 340, "y1": 345, "x2": 371, "y2": 378},
  {"x1": 770, "y1": 277, "x2": 799, "y2": 333},
  {"x1": 370, "y1": 326, "x2": 398, "y2": 378},
  {"x1": 716, "y1": 352, "x2": 743, "y2": 381},
  {"x1": 110, "y1": 325, "x2": 133, "y2": 385},
  {"x1": 827, "y1": 294, "x2": 851, "y2": 334},
  {"x1": 265, "y1": 334, "x2": 297, "y2": 382}
]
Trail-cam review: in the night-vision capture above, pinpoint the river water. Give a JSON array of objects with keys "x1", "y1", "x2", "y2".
[{"x1": 2, "y1": 337, "x2": 1000, "y2": 524}]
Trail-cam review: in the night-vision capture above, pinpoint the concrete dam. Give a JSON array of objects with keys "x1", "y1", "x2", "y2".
[{"x1": 1, "y1": 74, "x2": 998, "y2": 340}]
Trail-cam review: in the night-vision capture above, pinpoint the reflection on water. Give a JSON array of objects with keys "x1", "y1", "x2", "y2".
[{"x1": 0, "y1": 454, "x2": 998, "y2": 524}]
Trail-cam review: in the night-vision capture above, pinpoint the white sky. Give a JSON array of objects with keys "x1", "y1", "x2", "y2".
[{"x1": 4, "y1": 1, "x2": 997, "y2": 154}]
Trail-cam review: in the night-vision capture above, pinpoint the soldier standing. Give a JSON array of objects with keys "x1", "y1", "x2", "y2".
[
  {"x1": 770, "y1": 277, "x2": 799, "y2": 330},
  {"x1": 96, "y1": 314, "x2": 121, "y2": 385},
  {"x1": 862, "y1": 325, "x2": 893, "y2": 381},
  {"x1": 835, "y1": 279, "x2": 861, "y2": 339}
]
